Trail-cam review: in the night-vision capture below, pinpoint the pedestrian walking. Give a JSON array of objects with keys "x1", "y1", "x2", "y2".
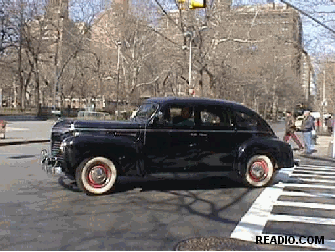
[
  {"x1": 283, "y1": 111, "x2": 304, "y2": 150},
  {"x1": 316, "y1": 118, "x2": 321, "y2": 133},
  {"x1": 301, "y1": 111, "x2": 316, "y2": 155},
  {"x1": 327, "y1": 115, "x2": 334, "y2": 134}
]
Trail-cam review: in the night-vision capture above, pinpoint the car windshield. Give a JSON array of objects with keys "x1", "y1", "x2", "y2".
[{"x1": 134, "y1": 103, "x2": 159, "y2": 120}]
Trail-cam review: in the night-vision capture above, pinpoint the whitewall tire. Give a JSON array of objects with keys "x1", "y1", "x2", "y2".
[
  {"x1": 243, "y1": 155, "x2": 274, "y2": 187},
  {"x1": 76, "y1": 157, "x2": 117, "y2": 195}
]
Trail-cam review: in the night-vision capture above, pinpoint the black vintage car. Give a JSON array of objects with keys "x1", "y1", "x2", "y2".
[{"x1": 41, "y1": 97, "x2": 294, "y2": 195}]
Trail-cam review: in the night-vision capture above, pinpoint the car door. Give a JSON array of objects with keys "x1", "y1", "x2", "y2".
[
  {"x1": 194, "y1": 105, "x2": 235, "y2": 172},
  {"x1": 232, "y1": 110, "x2": 260, "y2": 150},
  {"x1": 144, "y1": 103, "x2": 200, "y2": 173}
]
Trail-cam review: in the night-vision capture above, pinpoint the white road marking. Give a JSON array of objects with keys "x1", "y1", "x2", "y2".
[
  {"x1": 290, "y1": 174, "x2": 335, "y2": 179},
  {"x1": 268, "y1": 214, "x2": 335, "y2": 225},
  {"x1": 292, "y1": 170, "x2": 335, "y2": 175},
  {"x1": 301, "y1": 164, "x2": 334, "y2": 168},
  {"x1": 295, "y1": 178, "x2": 335, "y2": 183},
  {"x1": 281, "y1": 190, "x2": 335, "y2": 198},
  {"x1": 231, "y1": 165, "x2": 335, "y2": 249},
  {"x1": 276, "y1": 182, "x2": 335, "y2": 190},
  {"x1": 230, "y1": 186, "x2": 283, "y2": 241},
  {"x1": 294, "y1": 166, "x2": 335, "y2": 171},
  {"x1": 280, "y1": 191, "x2": 317, "y2": 197},
  {"x1": 274, "y1": 201, "x2": 335, "y2": 210}
]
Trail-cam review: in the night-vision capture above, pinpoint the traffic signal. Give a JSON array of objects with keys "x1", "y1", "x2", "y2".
[{"x1": 189, "y1": 0, "x2": 206, "y2": 9}]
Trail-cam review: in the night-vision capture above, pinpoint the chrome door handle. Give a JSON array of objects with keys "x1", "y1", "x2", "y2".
[
  {"x1": 190, "y1": 133, "x2": 197, "y2": 137},
  {"x1": 199, "y1": 133, "x2": 207, "y2": 137}
]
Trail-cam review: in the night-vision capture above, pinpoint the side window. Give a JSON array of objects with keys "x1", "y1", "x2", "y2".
[
  {"x1": 162, "y1": 105, "x2": 195, "y2": 127},
  {"x1": 201, "y1": 111, "x2": 220, "y2": 126},
  {"x1": 199, "y1": 106, "x2": 232, "y2": 129},
  {"x1": 235, "y1": 111, "x2": 259, "y2": 130}
]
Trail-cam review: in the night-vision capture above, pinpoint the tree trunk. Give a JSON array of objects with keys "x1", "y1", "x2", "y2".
[
  {"x1": 263, "y1": 102, "x2": 268, "y2": 120},
  {"x1": 271, "y1": 91, "x2": 278, "y2": 121},
  {"x1": 34, "y1": 58, "x2": 40, "y2": 116}
]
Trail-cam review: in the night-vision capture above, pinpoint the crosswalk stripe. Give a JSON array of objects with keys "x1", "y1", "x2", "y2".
[
  {"x1": 231, "y1": 186, "x2": 283, "y2": 241},
  {"x1": 290, "y1": 174, "x2": 335, "y2": 179},
  {"x1": 296, "y1": 178, "x2": 335, "y2": 183},
  {"x1": 268, "y1": 214, "x2": 335, "y2": 225},
  {"x1": 232, "y1": 164, "x2": 335, "y2": 250},
  {"x1": 281, "y1": 190, "x2": 335, "y2": 198},
  {"x1": 293, "y1": 170, "x2": 335, "y2": 175},
  {"x1": 294, "y1": 167, "x2": 335, "y2": 172},
  {"x1": 274, "y1": 201, "x2": 335, "y2": 210},
  {"x1": 300, "y1": 164, "x2": 334, "y2": 168},
  {"x1": 275, "y1": 182, "x2": 335, "y2": 190}
]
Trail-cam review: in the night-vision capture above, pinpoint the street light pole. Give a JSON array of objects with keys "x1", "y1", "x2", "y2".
[
  {"x1": 321, "y1": 69, "x2": 326, "y2": 133},
  {"x1": 184, "y1": 30, "x2": 194, "y2": 96},
  {"x1": 189, "y1": 36, "x2": 192, "y2": 94},
  {"x1": 116, "y1": 41, "x2": 121, "y2": 120}
]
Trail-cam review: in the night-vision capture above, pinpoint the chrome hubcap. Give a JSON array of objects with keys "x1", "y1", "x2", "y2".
[
  {"x1": 88, "y1": 165, "x2": 109, "y2": 187},
  {"x1": 250, "y1": 161, "x2": 268, "y2": 182}
]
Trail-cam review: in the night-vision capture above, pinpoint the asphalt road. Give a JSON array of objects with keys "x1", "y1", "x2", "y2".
[{"x1": 0, "y1": 142, "x2": 264, "y2": 250}]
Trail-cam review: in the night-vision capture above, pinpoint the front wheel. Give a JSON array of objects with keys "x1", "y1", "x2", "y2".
[
  {"x1": 242, "y1": 155, "x2": 274, "y2": 187},
  {"x1": 76, "y1": 157, "x2": 117, "y2": 195}
]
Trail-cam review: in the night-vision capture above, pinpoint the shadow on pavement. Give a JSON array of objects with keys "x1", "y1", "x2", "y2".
[
  {"x1": 57, "y1": 173, "x2": 245, "y2": 195},
  {"x1": 8, "y1": 154, "x2": 36, "y2": 159},
  {"x1": 115, "y1": 174, "x2": 244, "y2": 193}
]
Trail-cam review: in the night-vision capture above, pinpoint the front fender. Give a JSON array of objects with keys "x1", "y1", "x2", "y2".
[
  {"x1": 63, "y1": 135, "x2": 139, "y2": 176},
  {"x1": 234, "y1": 137, "x2": 293, "y2": 176}
]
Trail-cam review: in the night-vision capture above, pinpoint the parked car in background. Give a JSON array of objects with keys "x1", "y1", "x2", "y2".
[
  {"x1": 41, "y1": 97, "x2": 295, "y2": 195},
  {"x1": 77, "y1": 111, "x2": 111, "y2": 120}
]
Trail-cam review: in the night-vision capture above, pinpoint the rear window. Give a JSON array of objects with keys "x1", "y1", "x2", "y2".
[{"x1": 234, "y1": 111, "x2": 271, "y2": 132}]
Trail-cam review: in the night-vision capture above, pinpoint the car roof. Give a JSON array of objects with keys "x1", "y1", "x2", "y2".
[{"x1": 146, "y1": 97, "x2": 253, "y2": 113}]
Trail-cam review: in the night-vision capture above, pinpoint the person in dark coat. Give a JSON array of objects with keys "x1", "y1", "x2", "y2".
[
  {"x1": 327, "y1": 116, "x2": 333, "y2": 134},
  {"x1": 283, "y1": 111, "x2": 304, "y2": 150}
]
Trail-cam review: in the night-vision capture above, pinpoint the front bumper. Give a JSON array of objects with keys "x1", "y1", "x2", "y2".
[{"x1": 41, "y1": 149, "x2": 64, "y2": 175}]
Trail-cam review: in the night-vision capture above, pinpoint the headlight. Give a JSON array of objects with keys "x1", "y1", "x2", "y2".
[
  {"x1": 60, "y1": 141, "x2": 67, "y2": 153},
  {"x1": 70, "y1": 123, "x2": 75, "y2": 131}
]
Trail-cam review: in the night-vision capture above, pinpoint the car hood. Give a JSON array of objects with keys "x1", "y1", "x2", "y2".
[{"x1": 52, "y1": 119, "x2": 74, "y2": 133}]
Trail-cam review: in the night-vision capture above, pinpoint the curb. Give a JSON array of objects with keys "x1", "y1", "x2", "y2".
[{"x1": 0, "y1": 139, "x2": 49, "y2": 146}]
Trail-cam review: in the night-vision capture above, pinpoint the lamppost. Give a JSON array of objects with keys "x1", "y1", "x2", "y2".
[
  {"x1": 183, "y1": 26, "x2": 208, "y2": 97},
  {"x1": 116, "y1": 41, "x2": 121, "y2": 120},
  {"x1": 184, "y1": 30, "x2": 194, "y2": 96}
]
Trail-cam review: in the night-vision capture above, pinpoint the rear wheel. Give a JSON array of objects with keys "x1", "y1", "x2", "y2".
[
  {"x1": 76, "y1": 157, "x2": 117, "y2": 195},
  {"x1": 242, "y1": 155, "x2": 274, "y2": 187}
]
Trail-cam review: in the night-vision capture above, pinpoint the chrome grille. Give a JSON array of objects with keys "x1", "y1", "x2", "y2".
[{"x1": 51, "y1": 132, "x2": 62, "y2": 159}]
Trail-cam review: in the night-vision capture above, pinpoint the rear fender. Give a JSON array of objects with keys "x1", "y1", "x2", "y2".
[{"x1": 233, "y1": 138, "x2": 280, "y2": 177}]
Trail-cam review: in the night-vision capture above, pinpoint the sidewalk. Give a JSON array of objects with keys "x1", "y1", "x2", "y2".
[
  {"x1": 0, "y1": 120, "x2": 55, "y2": 146},
  {"x1": 293, "y1": 133, "x2": 335, "y2": 162}
]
